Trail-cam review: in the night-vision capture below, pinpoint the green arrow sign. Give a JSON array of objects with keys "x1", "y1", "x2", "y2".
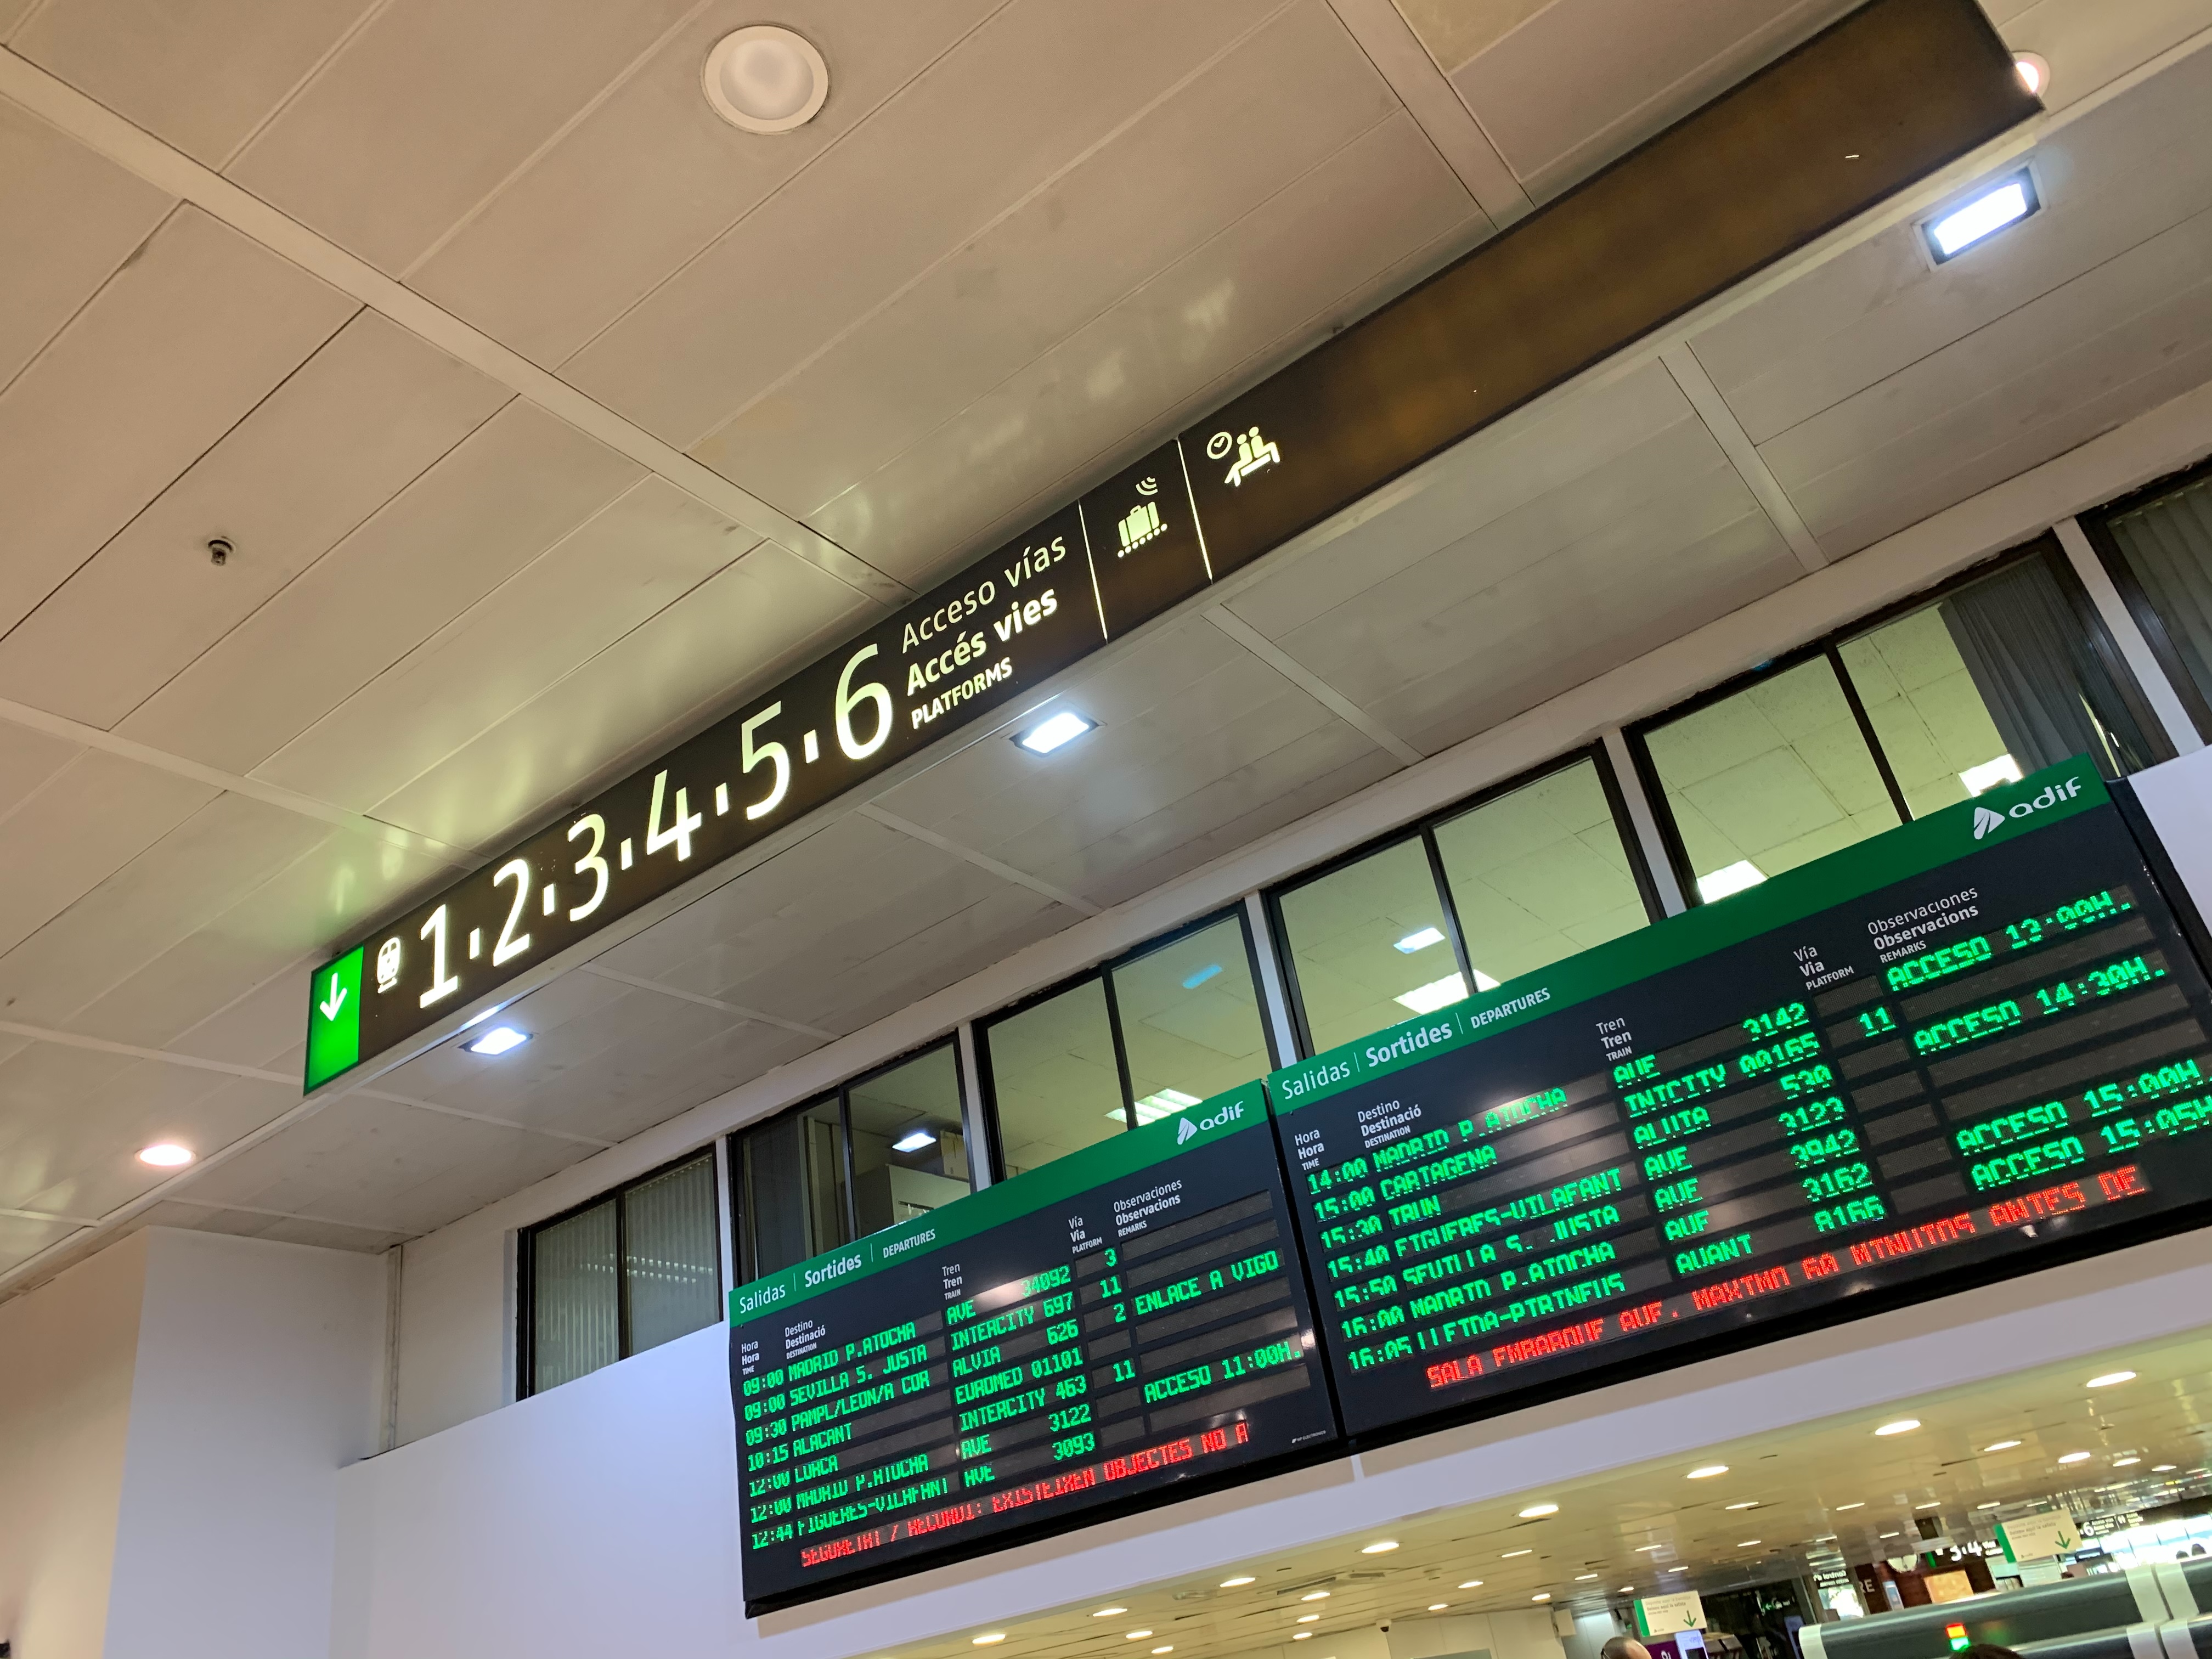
[{"x1": 305, "y1": 946, "x2": 362, "y2": 1092}]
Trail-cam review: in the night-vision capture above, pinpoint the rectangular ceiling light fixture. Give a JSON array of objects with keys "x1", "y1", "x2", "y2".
[
  {"x1": 1393, "y1": 927, "x2": 1446, "y2": 953},
  {"x1": 1926, "y1": 170, "x2": 2038, "y2": 262},
  {"x1": 1014, "y1": 710, "x2": 1096, "y2": 754}
]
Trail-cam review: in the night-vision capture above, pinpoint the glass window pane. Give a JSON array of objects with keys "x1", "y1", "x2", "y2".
[
  {"x1": 1432, "y1": 759, "x2": 1647, "y2": 985},
  {"x1": 1643, "y1": 657, "x2": 1900, "y2": 900},
  {"x1": 1276, "y1": 837, "x2": 1461, "y2": 1054},
  {"x1": 1929, "y1": 552, "x2": 2163, "y2": 778},
  {"x1": 984, "y1": 978, "x2": 1124, "y2": 1180},
  {"x1": 1111, "y1": 916, "x2": 1271, "y2": 1121},
  {"x1": 741, "y1": 1098, "x2": 847, "y2": 1279},
  {"x1": 621, "y1": 1154, "x2": 720, "y2": 1356},
  {"x1": 530, "y1": 1199, "x2": 617, "y2": 1392},
  {"x1": 1837, "y1": 606, "x2": 2012, "y2": 817},
  {"x1": 2100, "y1": 471, "x2": 2212, "y2": 732},
  {"x1": 848, "y1": 1046, "x2": 972, "y2": 1237}
]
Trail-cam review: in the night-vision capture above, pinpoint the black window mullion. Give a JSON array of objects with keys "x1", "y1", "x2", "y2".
[
  {"x1": 837, "y1": 1086, "x2": 860, "y2": 1244},
  {"x1": 1263, "y1": 889, "x2": 1318, "y2": 1060},
  {"x1": 1825, "y1": 643, "x2": 1914, "y2": 823},
  {"x1": 613, "y1": 1187, "x2": 631, "y2": 1361},
  {"x1": 1098, "y1": 971, "x2": 1139, "y2": 1131},
  {"x1": 1420, "y1": 827, "x2": 1481, "y2": 996}
]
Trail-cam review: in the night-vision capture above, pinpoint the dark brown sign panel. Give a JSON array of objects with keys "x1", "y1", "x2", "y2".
[{"x1": 308, "y1": 0, "x2": 2035, "y2": 1090}]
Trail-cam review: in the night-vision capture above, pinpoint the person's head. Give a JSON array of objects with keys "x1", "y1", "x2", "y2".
[{"x1": 1601, "y1": 1638, "x2": 1652, "y2": 1659}]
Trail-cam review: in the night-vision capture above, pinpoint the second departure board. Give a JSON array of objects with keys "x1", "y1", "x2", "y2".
[
  {"x1": 730, "y1": 1084, "x2": 1337, "y2": 1612},
  {"x1": 1267, "y1": 760, "x2": 2212, "y2": 1438}
]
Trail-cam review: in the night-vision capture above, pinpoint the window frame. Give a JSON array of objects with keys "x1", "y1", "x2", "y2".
[
  {"x1": 2078, "y1": 453, "x2": 2212, "y2": 743},
  {"x1": 1263, "y1": 742, "x2": 1660, "y2": 1060},
  {"x1": 975, "y1": 902, "x2": 1273, "y2": 1183},
  {"x1": 516, "y1": 1144, "x2": 723, "y2": 1400},
  {"x1": 729, "y1": 1034, "x2": 969, "y2": 1285},
  {"x1": 1624, "y1": 533, "x2": 2172, "y2": 908}
]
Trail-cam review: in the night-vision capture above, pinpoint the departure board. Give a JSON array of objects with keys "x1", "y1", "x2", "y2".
[
  {"x1": 730, "y1": 1084, "x2": 1337, "y2": 1612},
  {"x1": 1267, "y1": 760, "x2": 2212, "y2": 1438}
]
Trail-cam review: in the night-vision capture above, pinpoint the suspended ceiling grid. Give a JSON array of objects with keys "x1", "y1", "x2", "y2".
[{"x1": 2, "y1": 0, "x2": 2211, "y2": 1289}]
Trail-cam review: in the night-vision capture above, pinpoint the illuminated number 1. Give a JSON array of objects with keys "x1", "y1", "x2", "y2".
[
  {"x1": 419, "y1": 904, "x2": 459, "y2": 1007},
  {"x1": 491, "y1": 859, "x2": 532, "y2": 966}
]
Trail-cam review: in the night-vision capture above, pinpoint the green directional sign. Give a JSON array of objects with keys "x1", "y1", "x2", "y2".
[{"x1": 305, "y1": 946, "x2": 362, "y2": 1092}]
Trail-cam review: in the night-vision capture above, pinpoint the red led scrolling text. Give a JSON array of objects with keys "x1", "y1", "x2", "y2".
[
  {"x1": 796, "y1": 1421, "x2": 1252, "y2": 1570},
  {"x1": 1420, "y1": 1165, "x2": 2147, "y2": 1392}
]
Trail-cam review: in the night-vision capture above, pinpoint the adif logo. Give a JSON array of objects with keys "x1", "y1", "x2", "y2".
[
  {"x1": 1176, "y1": 1099, "x2": 1246, "y2": 1146},
  {"x1": 1973, "y1": 776, "x2": 2085, "y2": 839},
  {"x1": 1176, "y1": 1117, "x2": 1198, "y2": 1145}
]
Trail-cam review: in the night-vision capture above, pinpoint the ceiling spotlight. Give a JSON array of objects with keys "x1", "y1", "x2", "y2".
[
  {"x1": 2013, "y1": 52, "x2": 2049, "y2": 97},
  {"x1": 1296, "y1": 1615, "x2": 1319, "y2": 1625},
  {"x1": 1663, "y1": 1566, "x2": 1687, "y2": 1575},
  {"x1": 1153, "y1": 1649, "x2": 1173, "y2": 1655},
  {"x1": 2113, "y1": 1455, "x2": 2142, "y2": 1468},
  {"x1": 1983, "y1": 1440, "x2": 2023, "y2": 1453},
  {"x1": 1621, "y1": 1587, "x2": 1635, "y2": 1593},
  {"x1": 1737, "y1": 1541, "x2": 1761, "y2": 1548},
  {"x1": 973, "y1": 1638, "x2": 1007, "y2": 1648},
  {"x1": 1220, "y1": 1577, "x2": 1256, "y2": 1588},
  {"x1": 2058, "y1": 1451, "x2": 2092, "y2": 1464},
  {"x1": 1688, "y1": 1465, "x2": 1729, "y2": 1480},
  {"x1": 1092, "y1": 1609, "x2": 1127, "y2": 1619},
  {"x1": 1014, "y1": 709, "x2": 1096, "y2": 754},
  {"x1": 2154, "y1": 1465, "x2": 2179, "y2": 1473},
  {"x1": 1532, "y1": 1594, "x2": 1551, "y2": 1602},
  {"x1": 1502, "y1": 1550, "x2": 1533, "y2": 1559},
  {"x1": 1292, "y1": 1635, "x2": 1313, "y2": 1643},
  {"x1": 1880, "y1": 1532, "x2": 1900, "y2": 1541},
  {"x1": 1835, "y1": 1503, "x2": 1864, "y2": 1511},
  {"x1": 1575, "y1": 1573, "x2": 1599, "y2": 1582},
  {"x1": 1978, "y1": 1502, "x2": 2002, "y2": 1510},
  {"x1": 1519, "y1": 1503, "x2": 1560, "y2": 1519},
  {"x1": 1875, "y1": 1420, "x2": 1921, "y2": 1437},
  {"x1": 1430, "y1": 1603, "x2": 1449, "y2": 1612},
  {"x1": 1635, "y1": 1545, "x2": 1666, "y2": 1553},
  {"x1": 1724, "y1": 1502, "x2": 1759, "y2": 1511},
  {"x1": 2086, "y1": 1370, "x2": 2137, "y2": 1389},
  {"x1": 1458, "y1": 1581, "x2": 1483, "y2": 1590},
  {"x1": 1361, "y1": 1541, "x2": 1399, "y2": 1555},
  {"x1": 138, "y1": 1142, "x2": 194, "y2": 1168},
  {"x1": 1301, "y1": 1592, "x2": 1330, "y2": 1602},
  {"x1": 703, "y1": 26, "x2": 829, "y2": 134},
  {"x1": 1925, "y1": 171, "x2": 2039, "y2": 263},
  {"x1": 1916, "y1": 1503, "x2": 1941, "y2": 1511},
  {"x1": 465, "y1": 1024, "x2": 530, "y2": 1056},
  {"x1": 1125, "y1": 1633, "x2": 1153, "y2": 1642}
]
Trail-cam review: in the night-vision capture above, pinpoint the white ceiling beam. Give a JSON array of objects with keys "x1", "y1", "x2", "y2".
[
  {"x1": 1205, "y1": 606, "x2": 1425, "y2": 765},
  {"x1": 0, "y1": 46, "x2": 911, "y2": 609},
  {"x1": 580, "y1": 963, "x2": 837, "y2": 1041},
  {"x1": 1660, "y1": 342, "x2": 1828, "y2": 574},
  {"x1": 857, "y1": 804, "x2": 1103, "y2": 917}
]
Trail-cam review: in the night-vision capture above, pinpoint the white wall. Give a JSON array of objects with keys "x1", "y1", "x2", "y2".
[
  {"x1": 2132, "y1": 746, "x2": 2212, "y2": 921},
  {"x1": 0, "y1": 1232, "x2": 146, "y2": 1659},
  {"x1": 329, "y1": 1226, "x2": 2212, "y2": 1659},
  {"x1": 103, "y1": 1229, "x2": 386, "y2": 1659}
]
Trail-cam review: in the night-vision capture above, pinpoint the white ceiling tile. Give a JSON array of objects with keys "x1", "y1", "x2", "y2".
[
  {"x1": 0, "y1": 93, "x2": 172, "y2": 390},
  {"x1": 0, "y1": 1045, "x2": 291, "y2": 1220},
  {"x1": 0, "y1": 791, "x2": 327, "y2": 1031},
  {"x1": 410, "y1": 0, "x2": 1000, "y2": 366},
  {"x1": 0, "y1": 311, "x2": 510, "y2": 729},
  {"x1": 12, "y1": 0, "x2": 380, "y2": 166},
  {"x1": 0, "y1": 1214, "x2": 82, "y2": 1275},
  {"x1": 182, "y1": 1095, "x2": 594, "y2": 1235},
  {"x1": 0, "y1": 751, "x2": 219, "y2": 959},
  {"x1": 257, "y1": 477, "x2": 758, "y2": 811},
  {"x1": 1764, "y1": 208, "x2": 2212, "y2": 556},
  {"x1": 1449, "y1": 0, "x2": 1852, "y2": 195},
  {"x1": 810, "y1": 109, "x2": 1480, "y2": 584},
  {"x1": 689, "y1": 0, "x2": 1408, "y2": 535},
  {"x1": 562, "y1": 0, "x2": 1285, "y2": 449},
  {"x1": 597, "y1": 813, "x2": 1073, "y2": 1034},
  {"x1": 163, "y1": 965, "x2": 322, "y2": 1073},
  {"x1": 224, "y1": 0, "x2": 702, "y2": 272},
  {"x1": 1388, "y1": 0, "x2": 1548, "y2": 75},
  {"x1": 0, "y1": 205, "x2": 355, "y2": 637},
  {"x1": 0, "y1": 719, "x2": 84, "y2": 820},
  {"x1": 116, "y1": 401, "x2": 643, "y2": 777},
  {"x1": 365, "y1": 539, "x2": 870, "y2": 850}
]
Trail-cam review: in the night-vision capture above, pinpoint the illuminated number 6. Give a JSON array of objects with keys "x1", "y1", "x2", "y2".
[
  {"x1": 835, "y1": 645, "x2": 892, "y2": 761},
  {"x1": 741, "y1": 702, "x2": 790, "y2": 820},
  {"x1": 568, "y1": 814, "x2": 608, "y2": 921}
]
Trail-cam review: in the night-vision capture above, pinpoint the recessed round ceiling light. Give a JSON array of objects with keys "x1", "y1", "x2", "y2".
[
  {"x1": 138, "y1": 1142, "x2": 195, "y2": 1167},
  {"x1": 1977, "y1": 1502, "x2": 2002, "y2": 1510},
  {"x1": 1301, "y1": 1592, "x2": 1329, "y2": 1602},
  {"x1": 1532, "y1": 1593, "x2": 1551, "y2": 1602},
  {"x1": 1983, "y1": 1440, "x2": 2023, "y2": 1452},
  {"x1": 2154, "y1": 1465, "x2": 2179, "y2": 1473},
  {"x1": 1153, "y1": 1648, "x2": 1172, "y2": 1655},
  {"x1": 1502, "y1": 1550, "x2": 1532, "y2": 1559},
  {"x1": 1292, "y1": 1634, "x2": 1313, "y2": 1643},
  {"x1": 2058, "y1": 1451, "x2": 2092, "y2": 1464},
  {"x1": 1835, "y1": 1503, "x2": 1865, "y2": 1511},
  {"x1": 1688, "y1": 1464, "x2": 1728, "y2": 1479},
  {"x1": 1430, "y1": 1604, "x2": 1449, "y2": 1611},
  {"x1": 972, "y1": 1638, "x2": 1006, "y2": 1648},
  {"x1": 2113, "y1": 1457, "x2": 2143, "y2": 1468},
  {"x1": 2086, "y1": 1370, "x2": 2137, "y2": 1389},
  {"x1": 1519, "y1": 1503, "x2": 1560, "y2": 1519},
  {"x1": 1916, "y1": 1502, "x2": 1941, "y2": 1510},
  {"x1": 703, "y1": 26, "x2": 829, "y2": 134},
  {"x1": 1220, "y1": 1577, "x2": 1256, "y2": 1588},
  {"x1": 1458, "y1": 1580, "x2": 1483, "y2": 1590},
  {"x1": 1296, "y1": 1615, "x2": 1319, "y2": 1624},
  {"x1": 1620, "y1": 1586, "x2": 1635, "y2": 1593},
  {"x1": 2013, "y1": 52, "x2": 2050, "y2": 98},
  {"x1": 1875, "y1": 1419, "x2": 1921, "y2": 1437},
  {"x1": 1724, "y1": 1502, "x2": 1759, "y2": 1511},
  {"x1": 1361, "y1": 1541, "x2": 1398, "y2": 1555},
  {"x1": 1125, "y1": 1633, "x2": 1153, "y2": 1642},
  {"x1": 1092, "y1": 1609, "x2": 1127, "y2": 1618}
]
